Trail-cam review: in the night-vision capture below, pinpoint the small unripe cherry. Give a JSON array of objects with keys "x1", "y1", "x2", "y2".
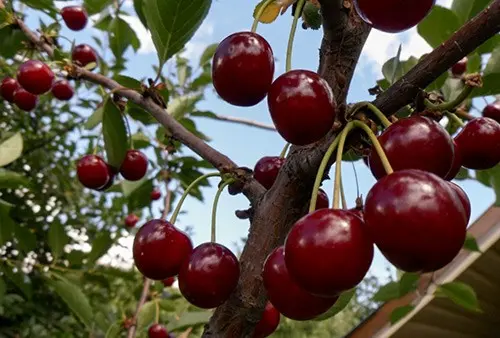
[
  {"x1": 125, "y1": 214, "x2": 139, "y2": 228},
  {"x1": 151, "y1": 188, "x2": 162, "y2": 201}
]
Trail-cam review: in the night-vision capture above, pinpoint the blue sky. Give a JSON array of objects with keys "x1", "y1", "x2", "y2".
[{"x1": 35, "y1": 0, "x2": 496, "y2": 281}]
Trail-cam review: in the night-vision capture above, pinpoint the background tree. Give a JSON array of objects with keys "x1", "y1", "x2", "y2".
[{"x1": 1, "y1": 0, "x2": 500, "y2": 337}]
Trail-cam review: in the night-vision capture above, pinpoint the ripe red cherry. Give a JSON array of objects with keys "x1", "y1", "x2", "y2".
[
  {"x1": 212, "y1": 32, "x2": 274, "y2": 107},
  {"x1": 444, "y1": 140, "x2": 463, "y2": 181},
  {"x1": 148, "y1": 324, "x2": 168, "y2": 338},
  {"x1": 262, "y1": 246, "x2": 336, "y2": 321},
  {"x1": 451, "y1": 57, "x2": 468, "y2": 76},
  {"x1": 268, "y1": 70, "x2": 336, "y2": 146},
  {"x1": 13, "y1": 88, "x2": 38, "y2": 111},
  {"x1": 151, "y1": 188, "x2": 162, "y2": 201},
  {"x1": 1, "y1": 77, "x2": 20, "y2": 102},
  {"x1": 253, "y1": 302, "x2": 280, "y2": 338},
  {"x1": 349, "y1": 208, "x2": 364, "y2": 222},
  {"x1": 364, "y1": 169, "x2": 467, "y2": 272},
  {"x1": 17, "y1": 60, "x2": 54, "y2": 95},
  {"x1": 72, "y1": 44, "x2": 98, "y2": 68},
  {"x1": 368, "y1": 116, "x2": 454, "y2": 180},
  {"x1": 61, "y1": 6, "x2": 88, "y2": 31},
  {"x1": 447, "y1": 182, "x2": 471, "y2": 224},
  {"x1": 133, "y1": 219, "x2": 193, "y2": 280},
  {"x1": 51, "y1": 80, "x2": 74, "y2": 101},
  {"x1": 125, "y1": 214, "x2": 139, "y2": 228},
  {"x1": 482, "y1": 102, "x2": 500, "y2": 123},
  {"x1": 315, "y1": 189, "x2": 329, "y2": 210},
  {"x1": 285, "y1": 209, "x2": 373, "y2": 297},
  {"x1": 120, "y1": 150, "x2": 148, "y2": 181},
  {"x1": 76, "y1": 155, "x2": 111, "y2": 190},
  {"x1": 455, "y1": 117, "x2": 500, "y2": 170},
  {"x1": 179, "y1": 242, "x2": 240, "y2": 309},
  {"x1": 353, "y1": 0, "x2": 435, "y2": 33},
  {"x1": 97, "y1": 164, "x2": 117, "y2": 191},
  {"x1": 253, "y1": 156, "x2": 285, "y2": 189},
  {"x1": 162, "y1": 277, "x2": 176, "y2": 287}
]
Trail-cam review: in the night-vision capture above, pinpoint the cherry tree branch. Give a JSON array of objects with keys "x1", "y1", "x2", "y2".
[
  {"x1": 127, "y1": 278, "x2": 152, "y2": 338},
  {"x1": 198, "y1": 114, "x2": 276, "y2": 131},
  {"x1": 14, "y1": 18, "x2": 266, "y2": 204}
]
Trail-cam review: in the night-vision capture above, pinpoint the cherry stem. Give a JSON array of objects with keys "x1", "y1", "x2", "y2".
[
  {"x1": 211, "y1": 179, "x2": 235, "y2": 242},
  {"x1": 350, "y1": 102, "x2": 392, "y2": 128},
  {"x1": 309, "y1": 134, "x2": 342, "y2": 213},
  {"x1": 124, "y1": 114, "x2": 133, "y2": 149},
  {"x1": 424, "y1": 85, "x2": 474, "y2": 111},
  {"x1": 340, "y1": 177, "x2": 347, "y2": 209},
  {"x1": 352, "y1": 120, "x2": 394, "y2": 175},
  {"x1": 446, "y1": 112, "x2": 466, "y2": 127},
  {"x1": 170, "y1": 172, "x2": 221, "y2": 225},
  {"x1": 251, "y1": 0, "x2": 275, "y2": 32},
  {"x1": 286, "y1": 0, "x2": 306, "y2": 72},
  {"x1": 333, "y1": 122, "x2": 355, "y2": 209},
  {"x1": 154, "y1": 299, "x2": 160, "y2": 324},
  {"x1": 280, "y1": 142, "x2": 291, "y2": 158}
]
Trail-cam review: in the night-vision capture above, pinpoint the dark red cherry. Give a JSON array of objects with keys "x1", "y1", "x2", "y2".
[
  {"x1": 120, "y1": 150, "x2": 148, "y2": 181},
  {"x1": 447, "y1": 182, "x2": 471, "y2": 224},
  {"x1": 1, "y1": 77, "x2": 20, "y2": 102},
  {"x1": 76, "y1": 155, "x2": 111, "y2": 190},
  {"x1": 349, "y1": 208, "x2": 364, "y2": 222},
  {"x1": 482, "y1": 102, "x2": 500, "y2": 123},
  {"x1": 364, "y1": 169, "x2": 467, "y2": 272},
  {"x1": 72, "y1": 44, "x2": 98, "y2": 68},
  {"x1": 162, "y1": 277, "x2": 176, "y2": 287},
  {"x1": 285, "y1": 209, "x2": 373, "y2": 297},
  {"x1": 178, "y1": 242, "x2": 240, "y2": 309},
  {"x1": 262, "y1": 246, "x2": 336, "y2": 321},
  {"x1": 17, "y1": 60, "x2": 54, "y2": 95},
  {"x1": 133, "y1": 219, "x2": 193, "y2": 280},
  {"x1": 315, "y1": 189, "x2": 329, "y2": 210},
  {"x1": 97, "y1": 164, "x2": 117, "y2": 191},
  {"x1": 253, "y1": 302, "x2": 280, "y2": 338},
  {"x1": 268, "y1": 70, "x2": 337, "y2": 146},
  {"x1": 13, "y1": 88, "x2": 38, "y2": 111},
  {"x1": 444, "y1": 139, "x2": 463, "y2": 181},
  {"x1": 455, "y1": 117, "x2": 500, "y2": 170},
  {"x1": 368, "y1": 116, "x2": 454, "y2": 180},
  {"x1": 51, "y1": 80, "x2": 74, "y2": 101},
  {"x1": 151, "y1": 188, "x2": 162, "y2": 201},
  {"x1": 353, "y1": 0, "x2": 435, "y2": 33},
  {"x1": 253, "y1": 156, "x2": 285, "y2": 189},
  {"x1": 148, "y1": 324, "x2": 168, "y2": 338},
  {"x1": 125, "y1": 214, "x2": 139, "y2": 228},
  {"x1": 451, "y1": 57, "x2": 468, "y2": 76},
  {"x1": 212, "y1": 32, "x2": 274, "y2": 107},
  {"x1": 61, "y1": 6, "x2": 88, "y2": 31}
]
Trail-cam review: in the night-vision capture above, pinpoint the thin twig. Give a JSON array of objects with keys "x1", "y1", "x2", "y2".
[
  {"x1": 161, "y1": 188, "x2": 172, "y2": 219},
  {"x1": 126, "y1": 278, "x2": 152, "y2": 338},
  {"x1": 199, "y1": 114, "x2": 276, "y2": 131}
]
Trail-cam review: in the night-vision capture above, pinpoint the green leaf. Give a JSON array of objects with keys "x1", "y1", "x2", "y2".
[
  {"x1": 132, "y1": 132, "x2": 151, "y2": 149},
  {"x1": 158, "y1": 299, "x2": 177, "y2": 312},
  {"x1": 128, "y1": 102, "x2": 157, "y2": 125},
  {"x1": 399, "y1": 273, "x2": 419, "y2": 296},
  {"x1": 373, "y1": 282, "x2": 401, "y2": 302},
  {"x1": 127, "y1": 179, "x2": 155, "y2": 210},
  {"x1": 87, "y1": 231, "x2": 113, "y2": 265},
  {"x1": 0, "y1": 205, "x2": 14, "y2": 246},
  {"x1": 381, "y1": 56, "x2": 418, "y2": 85},
  {"x1": 20, "y1": 0, "x2": 57, "y2": 13},
  {"x1": 390, "y1": 305, "x2": 414, "y2": 324},
  {"x1": 3, "y1": 267, "x2": 32, "y2": 299},
  {"x1": 102, "y1": 99, "x2": 128, "y2": 168},
  {"x1": 114, "y1": 75, "x2": 142, "y2": 89},
  {"x1": 302, "y1": 1, "x2": 322, "y2": 30},
  {"x1": 473, "y1": 45, "x2": 500, "y2": 97},
  {"x1": 167, "y1": 94, "x2": 203, "y2": 119},
  {"x1": 455, "y1": 167, "x2": 470, "y2": 180},
  {"x1": 109, "y1": 17, "x2": 141, "y2": 59},
  {"x1": 105, "y1": 321, "x2": 123, "y2": 338},
  {"x1": 48, "y1": 222, "x2": 69, "y2": 260},
  {"x1": 0, "y1": 278, "x2": 5, "y2": 303},
  {"x1": 436, "y1": 281, "x2": 481, "y2": 312},
  {"x1": 48, "y1": 278, "x2": 94, "y2": 327},
  {"x1": 142, "y1": 0, "x2": 212, "y2": 70},
  {"x1": 134, "y1": 0, "x2": 149, "y2": 29},
  {"x1": 464, "y1": 234, "x2": 481, "y2": 252},
  {"x1": 417, "y1": 6, "x2": 461, "y2": 48},
  {"x1": 442, "y1": 78, "x2": 464, "y2": 102},
  {"x1": 84, "y1": 0, "x2": 114, "y2": 15},
  {"x1": 122, "y1": 177, "x2": 149, "y2": 197},
  {"x1": 15, "y1": 226, "x2": 37, "y2": 253},
  {"x1": 0, "y1": 26, "x2": 29, "y2": 58},
  {"x1": 0, "y1": 169, "x2": 30, "y2": 189},
  {"x1": 0, "y1": 132, "x2": 23, "y2": 167},
  {"x1": 85, "y1": 103, "x2": 105, "y2": 130},
  {"x1": 313, "y1": 288, "x2": 356, "y2": 321},
  {"x1": 199, "y1": 43, "x2": 218, "y2": 67},
  {"x1": 389, "y1": 45, "x2": 402, "y2": 85},
  {"x1": 167, "y1": 311, "x2": 212, "y2": 332},
  {"x1": 452, "y1": 0, "x2": 493, "y2": 24},
  {"x1": 136, "y1": 301, "x2": 156, "y2": 330}
]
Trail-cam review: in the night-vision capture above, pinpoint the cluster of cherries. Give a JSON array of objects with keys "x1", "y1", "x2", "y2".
[{"x1": 0, "y1": 6, "x2": 98, "y2": 112}]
